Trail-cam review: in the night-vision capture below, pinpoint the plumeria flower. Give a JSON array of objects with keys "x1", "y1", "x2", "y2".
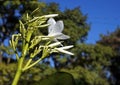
[
  {"x1": 55, "y1": 45, "x2": 74, "y2": 55},
  {"x1": 47, "y1": 18, "x2": 70, "y2": 41}
]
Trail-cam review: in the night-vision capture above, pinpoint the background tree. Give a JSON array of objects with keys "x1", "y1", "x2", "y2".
[{"x1": 98, "y1": 28, "x2": 120, "y2": 85}]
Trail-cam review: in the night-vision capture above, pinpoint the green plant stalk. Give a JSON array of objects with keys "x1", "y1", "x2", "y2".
[
  {"x1": 12, "y1": 30, "x2": 33, "y2": 85},
  {"x1": 12, "y1": 56, "x2": 24, "y2": 85},
  {"x1": 12, "y1": 45, "x2": 28, "y2": 85}
]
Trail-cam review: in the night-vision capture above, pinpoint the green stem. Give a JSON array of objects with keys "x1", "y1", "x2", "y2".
[
  {"x1": 12, "y1": 56, "x2": 24, "y2": 85},
  {"x1": 12, "y1": 29, "x2": 33, "y2": 85},
  {"x1": 22, "y1": 57, "x2": 43, "y2": 71},
  {"x1": 23, "y1": 49, "x2": 49, "y2": 71},
  {"x1": 15, "y1": 51, "x2": 19, "y2": 61},
  {"x1": 23, "y1": 59, "x2": 32, "y2": 69},
  {"x1": 12, "y1": 43, "x2": 29, "y2": 85}
]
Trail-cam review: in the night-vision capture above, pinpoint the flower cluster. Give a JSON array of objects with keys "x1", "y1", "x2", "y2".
[
  {"x1": 10, "y1": 8, "x2": 74, "y2": 85},
  {"x1": 10, "y1": 13, "x2": 73, "y2": 72},
  {"x1": 47, "y1": 16, "x2": 74, "y2": 55}
]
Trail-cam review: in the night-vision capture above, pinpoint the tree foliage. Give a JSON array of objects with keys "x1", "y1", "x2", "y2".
[{"x1": 98, "y1": 28, "x2": 120, "y2": 85}]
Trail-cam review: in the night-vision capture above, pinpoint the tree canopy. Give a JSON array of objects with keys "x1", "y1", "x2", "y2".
[{"x1": 98, "y1": 28, "x2": 120, "y2": 85}]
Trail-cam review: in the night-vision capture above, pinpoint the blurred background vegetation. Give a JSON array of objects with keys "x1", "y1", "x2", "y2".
[{"x1": 0, "y1": 0, "x2": 120, "y2": 85}]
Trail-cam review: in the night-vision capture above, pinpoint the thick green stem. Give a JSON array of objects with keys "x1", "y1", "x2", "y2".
[
  {"x1": 12, "y1": 30, "x2": 33, "y2": 85},
  {"x1": 12, "y1": 57, "x2": 24, "y2": 85},
  {"x1": 12, "y1": 42, "x2": 29, "y2": 85}
]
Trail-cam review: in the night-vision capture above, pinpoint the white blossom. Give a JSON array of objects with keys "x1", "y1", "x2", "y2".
[{"x1": 47, "y1": 18, "x2": 70, "y2": 41}]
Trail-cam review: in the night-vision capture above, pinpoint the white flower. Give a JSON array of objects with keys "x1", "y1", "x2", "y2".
[
  {"x1": 47, "y1": 18, "x2": 70, "y2": 41},
  {"x1": 55, "y1": 45, "x2": 74, "y2": 55}
]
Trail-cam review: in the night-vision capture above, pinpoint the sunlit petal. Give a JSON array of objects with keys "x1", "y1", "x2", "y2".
[
  {"x1": 44, "y1": 14, "x2": 58, "y2": 18},
  {"x1": 48, "y1": 42, "x2": 61, "y2": 47},
  {"x1": 59, "y1": 45, "x2": 74, "y2": 50},
  {"x1": 55, "y1": 48, "x2": 74, "y2": 55}
]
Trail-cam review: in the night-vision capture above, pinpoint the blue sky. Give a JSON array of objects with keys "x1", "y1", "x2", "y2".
[{"x1": 41, "y1": 0, "x2": 120, "y2": 44}]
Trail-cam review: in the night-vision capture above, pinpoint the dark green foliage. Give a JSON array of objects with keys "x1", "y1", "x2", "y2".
[
  {"x1": 72, "y1": 44, "x2": 115, "y2": 68},
  {"x1": 35, "y1": 72, "x2": 76, "y2": 85},
  {"x1": 61, "y1": 66, "x2": 109, "y2": 85},
  {"x1": 0, "y1": 1, "x2": 20, "y2": 42},
  {"x1": 98, "y1": 28, "x2": 120, "y2": 85},
  {"x1": 0, "y1": 63, "x2": 16, "y2": 85},
  {"x1": 17, "y1": 72, "x2": 75, "y2": 85},
  {"x1": 0, "y1": 63, "x2": 56, "y2": 85}
]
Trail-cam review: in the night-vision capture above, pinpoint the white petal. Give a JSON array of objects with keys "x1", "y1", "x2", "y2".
[
  {"x1": 44, "y1": 14, "x2": 58, "y2": 18},
  {"x1": 59, "y1": 45, "x2": 74, "y2": 50},
  {"x1": 47, "y1": 18, "x2": 56, "y2": 33},
  {"x1": 48, "y1": 33, "x2": 62, "y2": 37},
  {"x1": 55, "y1": 48, "x2": 74, "y2": 55},
  {"x1": 48, "y1": 42, "x2": 61, "y2": 47},
  {"x1": 48, "y1": 20, "x2": 64, "y2": 35},
  {"x1": 57, "y1": 33, "x2": 70, "y2": 40}
]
